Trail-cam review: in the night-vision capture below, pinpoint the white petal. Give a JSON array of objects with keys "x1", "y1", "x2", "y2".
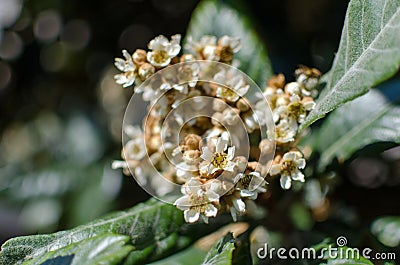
[
  {"x1": 200, "y1": 147, "x2": 214, "y2": 162},
  {"x1": 290, "y1": 94, "x2": 301, "y2": 103},
  {"x1": 233, "y1": 173, "x2": 243, "y2": 183},
  {"x1": 114, "y1": 58, "x2": 126, "y2": 71},
  {"x1": 227, "y1": 146, "x2": 235, "y2": 160},
  {"x1": 215, "y1": 86, "x2": 224, "y2": 98},
  {"x1": 286, "y1": 82, "x2": 300, "y2": 95},
  {"x1": 237, "y1": 84, "x2": 249, "y2": 96},
  {"x1": 148, "y1": 35, "x2": 168, "y2": 50},
  {"x1": 292, "y1": 170, "x2": 305, "y2": 182},
  {"x1": 216, "y1": 137, "x2": 228, "y2": 153},
  {"x1": 233, "y1": 198, "x2": 246, "y2": 213},
  {"x1": 240, "y1": 189, "x2": 256, "y2": 198},
  {"x1": 304, "y1": 101, "x2": 316, "y2": 110},
  {"x1": 186, "y1": 178, "x2": 202, "y2": 194},
  {"x1": 174, "y1": 196, "x2": 191, "y2": 210},
  {"x1": 124, "y1": 125, "x2": 142, "y2": 138},
  {"x1": 208, "y1": 180, "x2": 222, "y2": 193},
  {"x1": 210, "y1": 165, "x2": 219, "y2": 174},
  {"x1": 114, "y1": 74, "x2": 127, "y2": 84},
  {"x1": 283, "y1": 152, "x2": 297, "y2": 161},
  {"x1": 170, "y1": 34, "x2": 181, "y2": 45},
  {"x1": 167, "y1": 43, "x2": 181, "y2": 57},
  {"x1": 160, "y1": 82, "x2": 172, "y2": 90},
  {"x1": 184, "y1": 209, "x2": 200, "y2": 223},
  {"x1": 122, "y1": 50, "x2": 132, "y2": 62},
  {"x1": 206, "y1": 190, "x2": 220, "y2": 202},
  {"x1": 111, "y1": 160, "x2": 127, "y2": 169},
  {"x1": 249, "y1": 171, "x2": 261, "y2": 178},
  {"x1": 280, "y1": 175, "x2": 292, "y2": 190},
  {"x1": 297, "y1": 158, "x2": 306, "y2": 169},
  {"x1": 204, "y1": 204, "x2": 218, "y2": 217},
  {"x1": 225, "y1": 161, "x2": 236, "y2": 172},
  {"x1": 214, "y1": 71, "x2": 226, "y2": 84},
  {"x1": 230, "y1": 37, "x2": 241, "y2": 53}
]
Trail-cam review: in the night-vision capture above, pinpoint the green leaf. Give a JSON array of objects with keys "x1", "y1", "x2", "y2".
[
  {"x1": 185, "y1": 0, "x2": 273, "y2": 86},
  {"x1": 201, "y1": 233, "x2": 236, "y2": 265},
  {"x1": 301, "y1": 0, "x2": 400, "y2": 131},
  {"x1": 148, "y1": 245, "x2": 207, "y2": 265},
  {"x1": 0, "y1": 198, "x2": 228, "y2": 265},
  {"x1": 200, "y1": 233, "x2": 252, "y2": 265},
  {"x1": 371, "y1": 216, "x2": 400, "y2": 247},
  {"x1": 21, "y1": 234, "x2": 133, "y2": 265},
  {"x1": 309, "y1": 83, "x2": 400, "y2": 171}
]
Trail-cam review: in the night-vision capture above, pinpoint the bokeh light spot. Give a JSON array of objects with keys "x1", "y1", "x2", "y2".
[
  {"x1": 0, "y1": 31, "x2": 23, "y2": 60},
  {"x1": 0, "y1": 0, "x2": 22, "y2": 28},
  {"x1": 33, "y1": 10, "x2": 62, "y2": 43}
]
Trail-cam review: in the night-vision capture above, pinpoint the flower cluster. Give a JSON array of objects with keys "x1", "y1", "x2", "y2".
[
  {"x1": 112, "y1": 34, "x2": 321, "y2": 223},
  {"x1": 264, "y1": 66, "x2": 320, "y2": 189}
]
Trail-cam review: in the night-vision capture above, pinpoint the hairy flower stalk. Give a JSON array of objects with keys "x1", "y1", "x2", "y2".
[{"x1": 113, "y1": 34, "x2": 321, "y2": 223}]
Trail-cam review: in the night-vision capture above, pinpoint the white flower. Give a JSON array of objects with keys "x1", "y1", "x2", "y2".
[
  {"x1": 185, "y1": 35, "x2": 218, "y2": 60},
  {"x1": 147, "y1": 34, "x2": 181, "y2": 67},
  {"x1": 269, "y1": 151, "x2": 306, "y2": 190},
  {"x1": 218, "y1": 35, "x2": 241, "y2": 53},
  {"x1": 159, "y1": 63, "x2": 200, "y2": 95},
  {"x1": 200, "y1": 136, "x2": 236, "y2": 174},
  {"x1": 267, "y1": 119, "x2": 297, "y2": 143},
  {"x1": 287, "y1": 95, "x2": 315, "y2": 123},
  {"x1": 114, "y1": 50, "x2": 137, "y2": 88},
  {"x1": 173, "y1": 63, "x2": 200, "y2": 93},
  {"x1": 174, "y1": 178, "x2": 220, "y2": 223},
  {"x1": 122, "y1": 125, "x2": 146, "y2": 161},
  {"x1": 214, "y1": 70, "x2": 249, "y2": 102},
  {"x1": 273, "y1": 95, "x2": 315, "y2": 124},
  {"x1": 234, "y1": 171, "x2": 267, "y2": 200}
]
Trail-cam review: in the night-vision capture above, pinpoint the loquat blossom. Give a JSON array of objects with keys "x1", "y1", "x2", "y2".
[
  {"x1": 270, "y1": 151, "x2": 306, "y2": 190},
  {"x1": 200, "y1": 136, "x2": 236, "y2": 174},
  {"x1": 174, "y1": 178, "x2": 221, "y2": 223},
  {"x1": 114, "y1": 50, "x2": 137, "y2": 88},
  {"x1": 267, "y1": 119, "x2": 297, "y2": 144},
  {"x1": 214, "y1": 70, "x2": 249, "y2": 102},
  {"x1": 147, "y1": 34, "x2": 181, "y2": 67}
]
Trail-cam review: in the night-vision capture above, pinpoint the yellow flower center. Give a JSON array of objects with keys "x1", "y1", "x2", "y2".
[
  {"x1": 220, "y1": 87, "x2": 237, "y2": 101},
  {"x1": 152, "y1": 50, "x2": 169, "y2": 64},
  {"x1": 212, "y1": 152, "x2": 228, "y2": 169},
  {"x1": 282, "y1": 160, "x2": 297, "y2": 174},
  {"x1": 288, "y1": 102, "x2": 305, "y2": 119}
]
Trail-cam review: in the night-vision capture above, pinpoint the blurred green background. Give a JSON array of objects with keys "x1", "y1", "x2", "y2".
[{"x1": 1, "y1": 0, "x2": 399, "y2": 249}]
